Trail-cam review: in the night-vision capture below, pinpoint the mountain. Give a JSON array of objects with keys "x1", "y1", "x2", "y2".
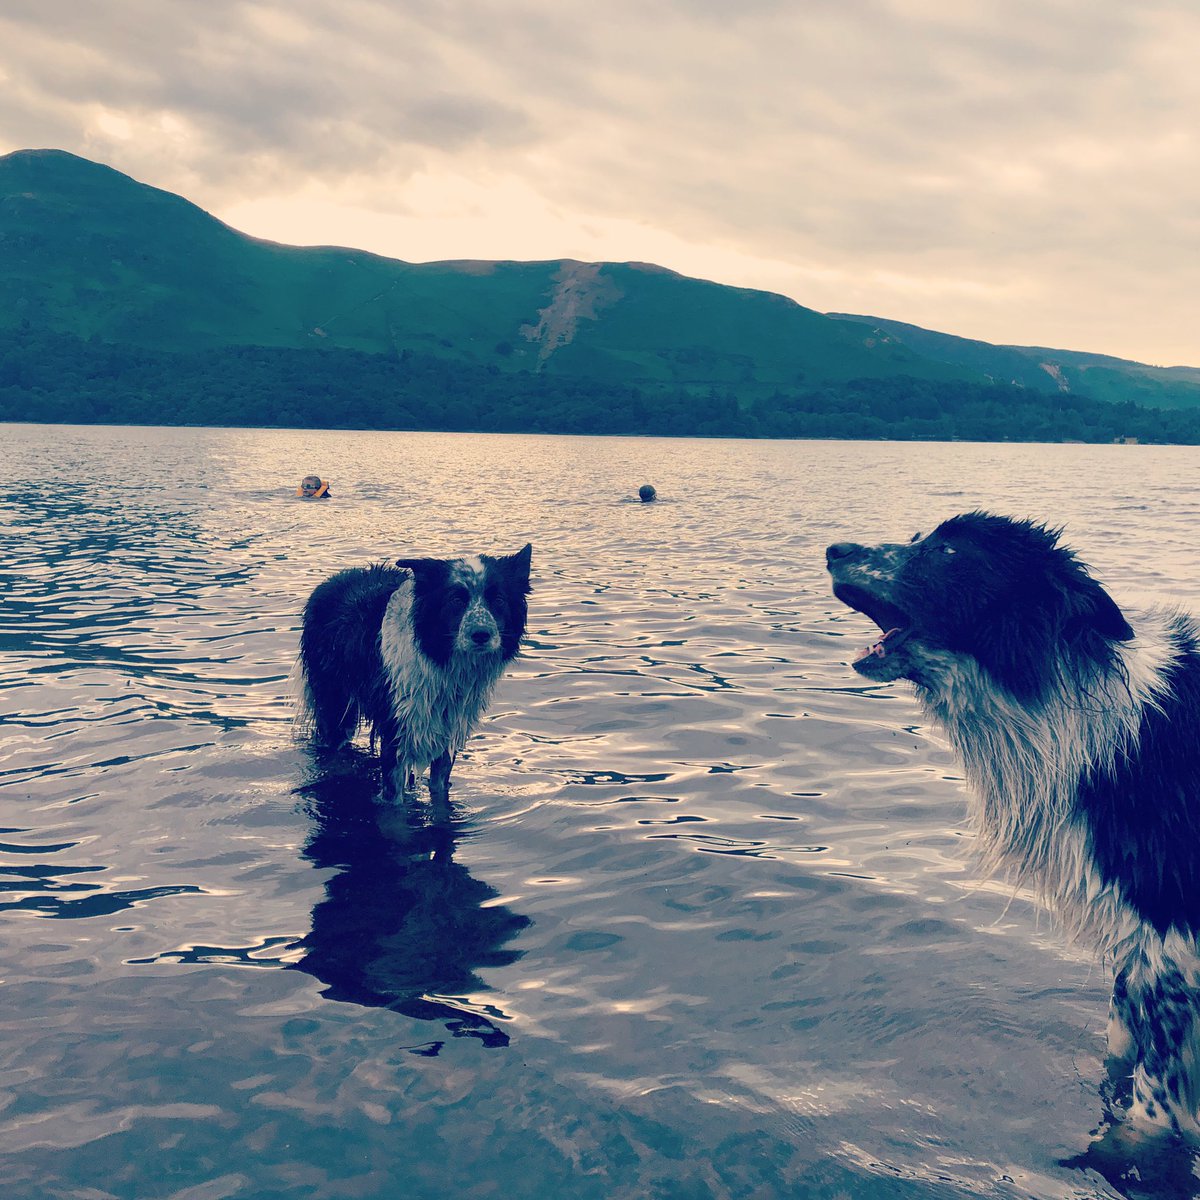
[
  {"x1": 3, "y1": 148, "x2": 1200, "y2": 440},
  {"x1": 828, "y1": 314, "x2": 1200, "y2": 410},
  {"x1": 0, "y1": 148, "x2": 962, "y2": 390}
]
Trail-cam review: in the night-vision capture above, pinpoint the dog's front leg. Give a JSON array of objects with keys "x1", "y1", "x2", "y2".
[
  {"x1": 379, "y1": 736, "x2": 415, "y2": 802},
  {"x1": 381, "y1": 762, "x2": 412, "y2": 802},
  {"x1": 1115, "y1": 954, "x2": 1200, "y2": 1134},
  {"x1": 429, "y1": 750, "x2": 456, "y2": 804},
  {"x1": 1105, "y1": 966, "x2": 1136, "y2": 1062}
]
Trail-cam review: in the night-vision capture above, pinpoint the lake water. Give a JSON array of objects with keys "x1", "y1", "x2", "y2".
[{"x1": 3, "y1": 423, "x2": 1200, "y2": 1200}]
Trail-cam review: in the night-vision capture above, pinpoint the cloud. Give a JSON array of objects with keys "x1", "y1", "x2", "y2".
[{"x1": 2, "y1": 0, "x2": 1198, "y2": 362}]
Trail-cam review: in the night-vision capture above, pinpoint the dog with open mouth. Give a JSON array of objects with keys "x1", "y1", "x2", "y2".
[{"x1": 827, "y1": 510, "x2": 1200, "y2": 1136}]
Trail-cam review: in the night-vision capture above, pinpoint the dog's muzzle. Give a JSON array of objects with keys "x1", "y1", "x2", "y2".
[
  {"x1": 826, "y1": 542, "x2": 863, "y2": 565},
  {"x1": 826, "y1": 542, "x2": 909, "y2": 624},
  {"x1": 460, "y1": 609, "x2": 502, "y2": 653},
  {"x1": 826, "y1": 540, "x2": 916, "y2": 678}
]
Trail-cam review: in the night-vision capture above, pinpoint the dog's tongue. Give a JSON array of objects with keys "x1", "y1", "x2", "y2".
[{"x1": 854, "y1": 627, "x2": 905, "y2": 662}]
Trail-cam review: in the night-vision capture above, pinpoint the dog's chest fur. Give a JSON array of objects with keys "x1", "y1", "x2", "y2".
[
  {"x1": 379, "y1": 578, "x2": 506, "y2": 768},
  {"x1": 924, "y1": 609, "x2": 1191, "y2": 959}
]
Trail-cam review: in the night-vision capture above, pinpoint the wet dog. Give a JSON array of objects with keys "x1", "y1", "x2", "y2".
[
  {"x1": 299, "y1": 546, "x2": 532, "y2": 798},
  {"x1": 827, "y1": 511, "x2": 1200, "y2": 1134}
]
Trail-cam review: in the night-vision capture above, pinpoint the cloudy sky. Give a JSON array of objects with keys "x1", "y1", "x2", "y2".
[{"x1": 2, "y1": 0, "x2": 1198, "y2": 365}]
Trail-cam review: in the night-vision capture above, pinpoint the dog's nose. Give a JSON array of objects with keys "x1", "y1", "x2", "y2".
[
  {"x1": 470, "y1": 628, "x2": 493, "y2": 645},
  {"x1": 826, "y1": 542, "x2": 862, "y2": 564}
]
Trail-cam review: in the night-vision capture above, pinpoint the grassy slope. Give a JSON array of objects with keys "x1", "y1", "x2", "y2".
[
  {"x1": 8, "y1": 149, "x2": 1193, "y2": 407},
  {"x1": 1, "y1": 150, "x2": 557, "y2": 358},
  {"x1": 830, "y1": 314, "x2": 1200, "y2": 410},
  {"x1": 553, "y1": 265, "x2": 966, "y2": 386},
  {"x1": 0, "y1": 149, "x2": 971, "y2": 389}
]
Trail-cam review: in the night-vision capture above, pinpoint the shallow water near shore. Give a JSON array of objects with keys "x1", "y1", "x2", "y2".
[{"x1": 4, "y1": 423, "x2": 1200, "y2": 1199}]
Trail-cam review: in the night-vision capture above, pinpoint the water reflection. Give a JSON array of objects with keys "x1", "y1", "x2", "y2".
[
  {"x1": 1060, "y1": 1065, "x2": 1200, "y2": 1199},
  {"x1": 1064, "y1": 1128, "x2": 1200, "y2": 1200},
  {"x1": 291, "y1": 752, "x2": 530, "y2": 1050},
  {"x1": 9, "y1": 426, "x2": 1200, "y2": 1195}
]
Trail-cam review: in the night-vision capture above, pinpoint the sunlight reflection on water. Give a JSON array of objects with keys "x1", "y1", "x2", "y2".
[{"x1": 2, "y1": 423, "x2": 1200, "y2": 1198}]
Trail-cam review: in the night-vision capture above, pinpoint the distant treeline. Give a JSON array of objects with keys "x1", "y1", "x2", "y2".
[{"x1": 3, "y1": 326, "x2": 1199, "y2": 443}]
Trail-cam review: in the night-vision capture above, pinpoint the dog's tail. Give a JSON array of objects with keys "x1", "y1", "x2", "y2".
[
  {"x1": 289, "y1": 655, "x2": 314, "y2": 740},
  {"x1": 296, "y1": 563, "x2": 410, "y2": 749},
  {"x1": 290, "y1": 654, "x2": 356, "y2": 745},
  {"x1": 296, "y1": 622, "x2": 363, "y2": 749}
]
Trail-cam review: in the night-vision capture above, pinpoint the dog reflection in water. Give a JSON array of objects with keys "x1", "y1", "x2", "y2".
[{"x1": 291, "y1": 754, "x2": 529, "y2": 1049}]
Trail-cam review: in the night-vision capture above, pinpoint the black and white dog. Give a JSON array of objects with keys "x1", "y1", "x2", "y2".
[
  {"x1": 826, "y1": 512, "x2": 1200, "y2": 1134},
  {"x1": 299, "y1": 545, "x2": 532, "y2": 798}
]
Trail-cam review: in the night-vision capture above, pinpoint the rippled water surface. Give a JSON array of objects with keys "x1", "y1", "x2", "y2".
[{"x1": 4, "y1": 424, "x2": 1200, "y2": 1199}]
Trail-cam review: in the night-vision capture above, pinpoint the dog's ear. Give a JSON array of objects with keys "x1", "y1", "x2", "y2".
[
  {"x1": 971, "y1": 616, "x2": 1057, "y2": 703},
  {"x1": 971, "y1": 571, "x2": 1131, "y2": 703},
  {"x1": 987, "y1": 570, "x2": 1133, "y2": 699},
  {"x1": 395, "y1": 557, "x2": 447, "y2": 589},
  {"x1": 1062, "y1": 574, "x2": 1134, "y2": 644},
  {"x1": 501, "y1": 543, "x2": 533, "y2": 590}
]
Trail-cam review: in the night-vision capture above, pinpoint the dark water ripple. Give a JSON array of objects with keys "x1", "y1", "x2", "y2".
[{"x1": 3, "y1": 425, "x2": 1200, "y2": 1198}]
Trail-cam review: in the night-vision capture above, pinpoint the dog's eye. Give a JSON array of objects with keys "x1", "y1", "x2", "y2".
[
  {"x1": 484, "y1": 584, "x2": 502, "y2": 604},
  {"x1": 450, "y1": 585, "x2": 470, "y2": 605}
]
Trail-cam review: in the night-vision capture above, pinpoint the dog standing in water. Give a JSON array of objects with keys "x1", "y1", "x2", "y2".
[
  {"x1": 827, "y1": 512, "x2": 1200, "y2": 1134},
  {"x1": 299, "y1": 545, "x2": 532, "y2": 799}
]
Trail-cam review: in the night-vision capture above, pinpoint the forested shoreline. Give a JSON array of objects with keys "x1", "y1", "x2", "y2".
[{"x1": 3, "y1": 327, "x2": 1197, "y2": 443}]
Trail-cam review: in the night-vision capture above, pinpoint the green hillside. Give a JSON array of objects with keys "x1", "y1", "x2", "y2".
[
  {"x1": 830, "y1": 314, "x2": 1200, "y2": 410},
  {"x1": 3, "y1": 147, "x2": 1200, "y2": 441},
  {"x1": 1, "y1": 149, "x2": 550, "y2": 358},
  {"x1": 0, "y1": 149, "x2": 964, "y2": 389}
]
